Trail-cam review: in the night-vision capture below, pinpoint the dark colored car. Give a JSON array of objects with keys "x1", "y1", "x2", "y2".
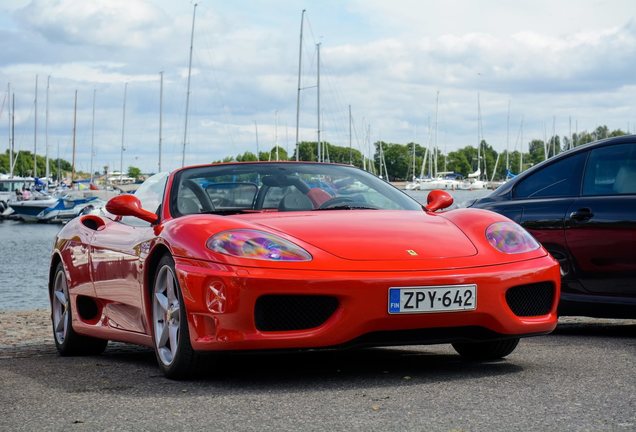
[{"x1": 470, "y1": 135, "x2": 636, "y2": 318}]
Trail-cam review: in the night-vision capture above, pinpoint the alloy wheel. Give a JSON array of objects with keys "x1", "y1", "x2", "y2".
[
  {"x1": 52, "y1": 270, "x2": 70, "y2": 344},
  {"x1": 153, "y1": 265, "x2": 181, "y2": 366}
]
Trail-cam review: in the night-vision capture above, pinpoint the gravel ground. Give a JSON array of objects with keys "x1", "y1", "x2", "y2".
[
  {"x1": 0, "y1": 309, "x2": 52, "y2": 352},
  {"x1": 0, "y1": 309, "x2": 632, "y2": 358},
  {"x1": 0, "y1": 310, "x2": 634, "y2": 431}
]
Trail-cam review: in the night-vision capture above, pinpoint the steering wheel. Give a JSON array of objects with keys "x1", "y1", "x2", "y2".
[
  {"x1": 318, "y1": 196, "x2": 355, "y2": 209},
  {"x1": 183, "y1": 179, "x2": 215, "y2": 212}
]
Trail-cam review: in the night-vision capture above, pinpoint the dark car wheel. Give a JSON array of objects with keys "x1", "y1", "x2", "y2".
[
  {"x1": 51, "y1": 262, "x2": 108, "y2": 356},
  {"x1": 452, "y1": 338, "x2": 520, "y2": 360},
  {"x1": 152, "y1": 254, "x2": 199, "y2": 379}
]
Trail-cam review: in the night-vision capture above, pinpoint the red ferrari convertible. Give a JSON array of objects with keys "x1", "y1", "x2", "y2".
[{"x1": 50, "y1": 162, "x2": 560, "y2": 378}]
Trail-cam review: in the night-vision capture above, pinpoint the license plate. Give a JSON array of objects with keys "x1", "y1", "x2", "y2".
[{"x1": 388, "y1": 284, "x2": 477, "y2": 314}]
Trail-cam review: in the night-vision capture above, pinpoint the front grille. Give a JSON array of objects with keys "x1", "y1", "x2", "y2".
[
  {"x1": 506, "y1": 282, "x2": 555, "y2": 316},
  {"x1": 255, "y1": 295, "x2": 339, "y2": 331}
]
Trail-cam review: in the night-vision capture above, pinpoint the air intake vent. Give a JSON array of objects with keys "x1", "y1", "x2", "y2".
[
  {"x1": 255, "y1": 295, "x2": 339, "y2": 331},
  {"x1": 506, "y1": 282, "x2": 555, "y2": 317}
]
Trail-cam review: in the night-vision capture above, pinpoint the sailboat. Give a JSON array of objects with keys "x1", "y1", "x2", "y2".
[
  {"x1": 459, "y1": 167, "x2": 486, "y2": 190},
  {"x1": 8, "y1": 90, "x2": 106, "y2": 222},
  {"x1": 459, "y1": 93, "x2": 488, "y2": 191}
]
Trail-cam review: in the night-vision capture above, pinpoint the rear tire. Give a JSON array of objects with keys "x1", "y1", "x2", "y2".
[
  {"x1": 51, "y1": 262, "x2": 108, "y2": 356},
  {"x1": 151, "y1": 254, "x2": 199, "y2": 379},
  {"x1": 452, "y1": 338, "x2": 520, "y2": 360}
]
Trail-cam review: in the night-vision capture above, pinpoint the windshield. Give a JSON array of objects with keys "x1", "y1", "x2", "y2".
[{"x1": 169, "y1": 163, "x2": 421, "y2": 217}]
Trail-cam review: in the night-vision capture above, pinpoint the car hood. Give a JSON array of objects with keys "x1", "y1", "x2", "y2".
[{"x1": 245, "y1": 210, "x2": 478, "y2": 261}]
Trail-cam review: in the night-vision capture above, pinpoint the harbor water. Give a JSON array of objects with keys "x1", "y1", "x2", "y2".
[{"x1": 0, "y1": 189, "x2": 491, "y2": 311}]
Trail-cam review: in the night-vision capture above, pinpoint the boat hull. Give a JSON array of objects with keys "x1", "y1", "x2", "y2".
[{"x1": 9, "y1": 197, "x2": 102, "y2": 223}]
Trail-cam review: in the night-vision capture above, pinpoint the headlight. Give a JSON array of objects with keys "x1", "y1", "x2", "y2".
[
  {"x1": 485, "y1": 221, "x2": 540, "y2": 254},
  {"x1": 207, "y1": 229, "x2": 312, "y2": 261}
]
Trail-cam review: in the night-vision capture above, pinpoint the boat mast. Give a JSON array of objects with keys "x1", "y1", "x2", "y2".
[
  {"x1": 181, "y1": 2, "x2": 197, "y2": 168},
  {"x1": 33, "y1": 75, "x2": 38, "y2": 178},
  {"x1": 411, "y1": 126, "x2": 416, "y2": 180},
  {"x1": 477, "y1": 93, "x2": 481, "y2": 180},
  {"x1": 506, "y1": 99, "x2": 510, "y2": 171},
  {"x1": 434, "y1": 90, "x2": 439, "y2": 177},
  {"x1": 45, "y1": 76, "x2": 50, "y2": 183},
  {"x1": 552, "y1": 115, "x2": 556, "y2": 156},
  {"x1": 90, "y1": 88, "x2": 96, "y2": 183},
  {"x1": 349, "y1": 105, "x2": 352, "y2": 165},
  {"x1": 427, "y1": 115, "x2": 432, "y2": 177},
  {"x1": 71, "y1": 90, "x2": 77, "y2": 186},
  {"x1": 56, "y1": 140, "x2": 60, "y2": 182},
  {"x1": 543, "y1": 122, "x2": 548, "y2": 161},
  {"x1": 275, "y1": 110, "x2": 279, "y2": 161},
  {"x1": 316, "y1": 42, "x2": 321, "y2": 163},
  {"x1": 7, "y1": 83, "x2": 12, "y2": 178},
  {"x1": 158, "y1": 71, "x2": 163, "y2": 172},
  {"x1": 120, "y1": 83, "x2": 127, "y2": 183},
  {"x1": 295, "y1": 9, "x2": 306, "y2": 161},
  {"x1": 378, "y1": 141, "x2": 383, "y2": 179},
  {"x1": 519, "y1": 117, "x2": 524, "y2": 173},
  {"x1": 368, "y1": 124, "x2": 373, "y2": 173},
  {"x1": 10, "y1": 91, "x2": 14, "y2": 178},
  {"x1": 254, "y1": 121, "x2": 260, "y2": 159},
  {"x1": 568, "y1": 116, "x2": 572, "y2": 151},
  {"x1": 363, "y1": 122, "x2": 369, "y2": 171}
]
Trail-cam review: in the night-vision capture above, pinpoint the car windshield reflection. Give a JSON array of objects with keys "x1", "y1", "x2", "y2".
[{"x1": 171, "y1": 162, "x2": 422, "y2": 217}]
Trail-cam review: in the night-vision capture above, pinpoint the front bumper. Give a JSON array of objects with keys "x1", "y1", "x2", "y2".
[{"x1": 174, "y1": 256, "x2": 560, "y2": 351}]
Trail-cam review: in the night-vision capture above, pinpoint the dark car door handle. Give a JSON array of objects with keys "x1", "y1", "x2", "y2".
[{"x1": 569, "y1": 208, "x2": 594, "y2": 222}]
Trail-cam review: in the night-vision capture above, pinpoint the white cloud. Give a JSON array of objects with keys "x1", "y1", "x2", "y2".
[
  {"x1": 0, "y1": 1, "x2": 634, "y2": 173},
  {"x1": 18, "y1": 0, "x2": 169, "y2": 48}
]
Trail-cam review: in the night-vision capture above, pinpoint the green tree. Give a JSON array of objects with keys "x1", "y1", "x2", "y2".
[
  {"x1": 527, "y1": 139, "x2": 547, "y2": 167},
  {"x1": 236, "y1": 151, "x2": 258, "y2": 162},
  {"x1": 374, "y1": 141, "x2": 411, "y2": 181},
  {"x1": 127, "y1": 166, "x2": 142, "y2": 180},
  {"x1": 266, "y1": 146, "x2": 288, "y2": 161},
  {"x1": 446, "y1": 147, "x2": 474, "y2": 177},
  {"x1": 572, "y1": 126, "x2": 626, "y2": 148}
]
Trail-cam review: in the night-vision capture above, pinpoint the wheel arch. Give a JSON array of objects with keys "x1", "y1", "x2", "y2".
[
  {"x1": 48, "y1": 252, "x2": 63, "y2": 300},
  {"x1": 145, "y1": 243, "x2": 172, "y2": 296}
]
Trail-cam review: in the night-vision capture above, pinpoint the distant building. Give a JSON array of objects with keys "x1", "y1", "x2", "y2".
[{"x1": 106, "y1": 171, "x2": 136, "y2": 185}]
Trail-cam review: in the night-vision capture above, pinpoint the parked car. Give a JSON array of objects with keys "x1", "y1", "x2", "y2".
[
  {"x1": 469, "y1": 135, "x2": 636, "y2": 318},
  {"x1": 49, "y1": 162, "x2": 560, "y2": 378}
]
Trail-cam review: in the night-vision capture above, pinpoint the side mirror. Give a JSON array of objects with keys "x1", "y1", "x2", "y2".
[
  {"x1": 105, "y1": 194, "x2": 158, "y2": 224},
  {"x1": 425, "y1": 189, "x2": 454, "y2": 212}
]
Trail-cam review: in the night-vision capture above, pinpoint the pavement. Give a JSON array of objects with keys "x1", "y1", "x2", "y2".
[{"x1": 0, "y1": 311, "x2": 634, "y2": 431}]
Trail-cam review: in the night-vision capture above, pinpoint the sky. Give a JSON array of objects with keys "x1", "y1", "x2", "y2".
[{"x1": 0, "y1": 0, "x2": 635, "y2": 174}]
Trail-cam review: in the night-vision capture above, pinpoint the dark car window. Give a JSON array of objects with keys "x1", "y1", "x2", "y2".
[
  {"x1": 513, "y1": 153, "x2": 586, "y2": 199},
  {"x1": 583, "y1": 143, "x2": 636, "y2": 196}
]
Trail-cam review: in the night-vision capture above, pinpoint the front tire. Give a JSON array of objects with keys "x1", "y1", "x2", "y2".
[
  {"x1": 51, "y1": 262, "x2": 108, "y2": 356},
  {"x1": 452, "y1": 338, "x2": 520, "y2": 361},
  {"x1": 152, "y1": 255, "x2": 198, "y2": 379}
]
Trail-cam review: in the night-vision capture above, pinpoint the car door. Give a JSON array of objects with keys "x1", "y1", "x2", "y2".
[
  {"x1": 564, "y1": 142, "x2": 636, "y2": 297},
  {"x1": 63, "y1": 223, "x2": 97, "y2": 299},
  {"x1": 90, "y1": 172, "x2": 168, "y2": 334},
  {"x1": 90, "y1": 219, "x2": 153, "y2": 334},
  {"x1": 511, "y1": 152, "x2": 587, "y2": 282}
]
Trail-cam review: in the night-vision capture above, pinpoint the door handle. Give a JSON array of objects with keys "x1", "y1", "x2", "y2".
[{"x1": 569, "y1": 208, "x2": 593, "y2": 222}]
